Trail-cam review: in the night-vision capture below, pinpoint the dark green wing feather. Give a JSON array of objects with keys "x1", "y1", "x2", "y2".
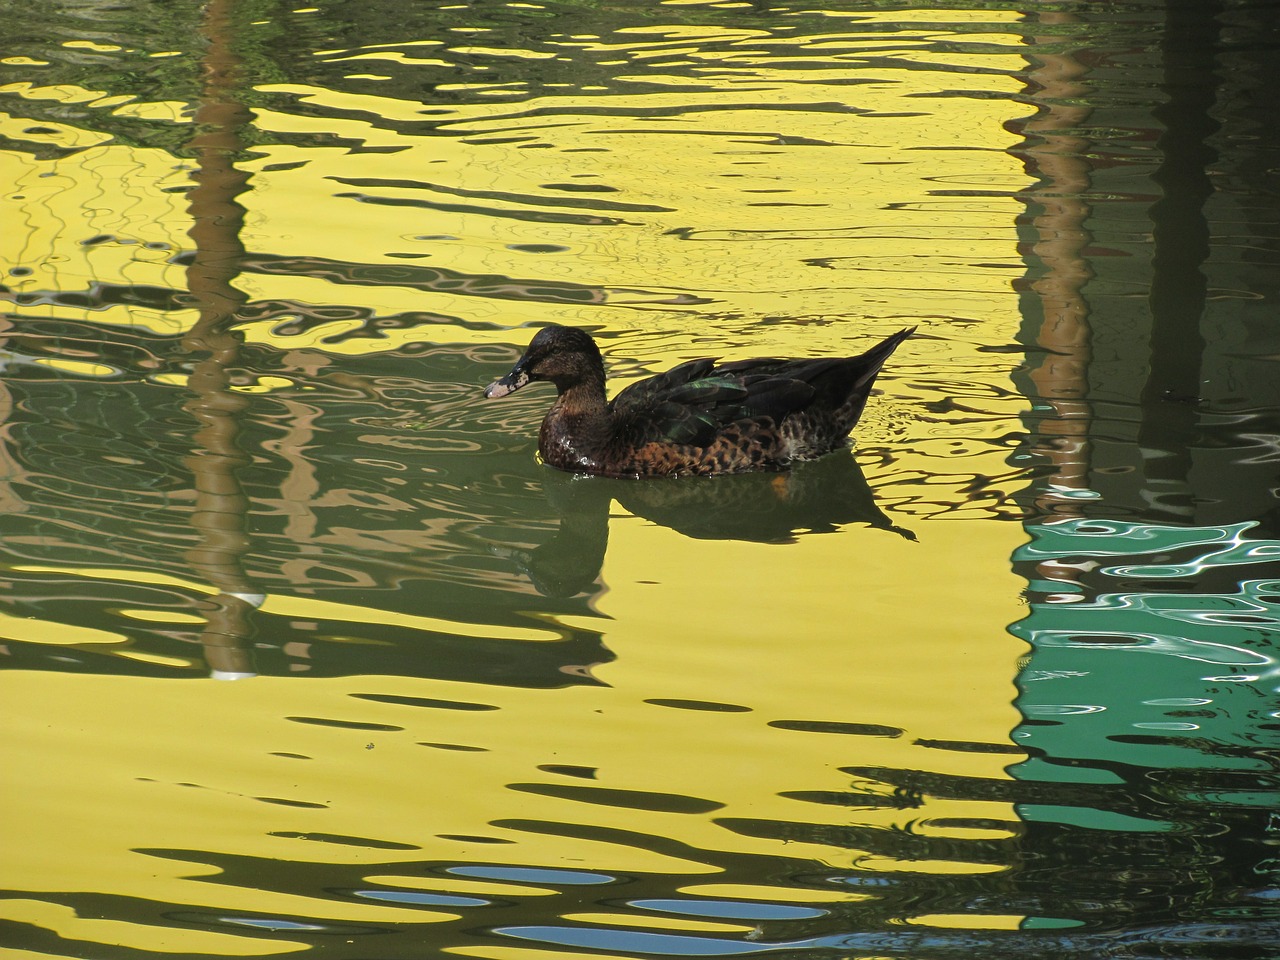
[{"x1": 610, "y1": 359, "x2": 817, "y2": 448}]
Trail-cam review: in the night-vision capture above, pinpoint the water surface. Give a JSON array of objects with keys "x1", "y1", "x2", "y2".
[{"x1": 2, "y1": 1, "x2": 1278, "y2": 958}]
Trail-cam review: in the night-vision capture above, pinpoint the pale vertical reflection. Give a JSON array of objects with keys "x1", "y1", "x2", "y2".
[
  {"x1": 265, "y1": 389, "x2": 325, "y2": 546},
  {"x1": 1014, "y1": 11, "x2": 1093, "y2": 516},
  {"x1": 181, "y1": 0, "x2": 261, "y2": 679},
  {"x1": 0, "y1": 322, "x2": 19, "y2": 516}
]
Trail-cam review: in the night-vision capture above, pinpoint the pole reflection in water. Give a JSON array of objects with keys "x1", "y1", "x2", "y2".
[
  {"x1": 1011, "y1": 9, "x2": 1093, "y2": 518},
  {"x1": 181, "y1": 0, "x2": 262, "y2": 679},
  {"x1": 1006, "y1": 4, "x2": 1280, "y2": 954}
]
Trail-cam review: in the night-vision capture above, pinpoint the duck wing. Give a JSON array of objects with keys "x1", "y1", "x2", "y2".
[{"x1": 610, "y1": 358, "x2": 816, "y2": 447}]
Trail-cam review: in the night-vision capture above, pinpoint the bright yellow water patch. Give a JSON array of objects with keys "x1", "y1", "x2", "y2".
[
  {"x1": 29, "y1": 357, "x2": 116, "y2": 378},
  {"x1": 856, "y1": 856, "x2": 1006, "y2": 875},
  {"x1": 0, "y1": 109, "x2": 111, "y2": 150},
  {"x1": 11, "y1": 565, "x2": 214, "y2": 593},
  {"x1": 232, "y1": 375, "x2": 298, "y2": 393},
  {"x1": 115, "y1": 649, "x2": 199, "y2": 668},
  {"x1": 915, "y1": 819, "x2": 1019, "y2": 842},
  {"x1": 596, "y1": 515, "x2": 1024, "y2": 747},
  {"x1": 230, "y1": 62, "x2": 1027, "y2": 381},
  {"x1": 362, "y1": 875, "x2": 562, "y2": 899},
  {"x1": 262, "y1": 593, "x2": 564, "y2": 643},
  {"x1": 91, "y1": 93, "x2": 138, "y2": 109},
  {"x1": 4, "y1": 36, "x2": 1028, "y2": 385},
  {"x1": 0, "y1": 609, "x2": 127, "y2": 647},
  {"x1": 9, "y1": 565, "x2": 564, "y2": 644},
  {"x1": 318, "y1": 51, "x2": 452, "y2": 67},
  {"x1": 909, "y1": 912, "x2": 1025, "y2": 929},
  {"x1": 854, "y1": 9, "x2": 1023, "y2": 24},
  {"x1": 0, "y1": 900, "x2": 307, "y2": 956},
  {"x1": 62, "y1": 40, "x2": 124, "y2": 52},
  {"x1": 3, "y1": 527, "x2": 1022, "y2": 935},
  {"x1": 0, "y1": 144, "x2": 193, "y2": 330},
  {"x1": 679, "y1": 882, "x2": 868, "y2": 904},
  {"x1": 451, "y1": 46, "x2": 558, "y2": 60},
  {"x1": 1, "y1": 676, "x2": 493, "y2": 943},
  {"x1": 562, "y1": 911, "x2": 754, "y2": 934}
]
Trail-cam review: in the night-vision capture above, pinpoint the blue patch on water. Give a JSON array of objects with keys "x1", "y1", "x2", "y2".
[
  {"x1": 498, "y1": 925, "x2": 787, "y2": 955},
  {"x1": 447, "y1": 865, "x2": 615, "y2": 885},
  {"x1": 354, "y1": 888, "x2": 489, "y2": 907},
  {"x1": 632, "y1": 898, "x2": 826, "y2": 921}
]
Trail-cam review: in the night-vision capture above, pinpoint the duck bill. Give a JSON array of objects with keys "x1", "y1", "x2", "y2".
[{"x1": 484, "y1": 365, "x2": 530, "y2": 399}]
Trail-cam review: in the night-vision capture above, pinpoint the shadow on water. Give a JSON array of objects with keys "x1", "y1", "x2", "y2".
[
  {"x1": 0, "y1": 350, "x2": 908, "y2": 677},
  {"x1": 494, "y1": 453, "x2": 913, "y2": 598}
]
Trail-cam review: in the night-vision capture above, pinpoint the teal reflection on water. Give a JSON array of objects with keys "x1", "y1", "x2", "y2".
[{"x1": 1010, "y1": 518, "x2": 1278, "y2": 795}]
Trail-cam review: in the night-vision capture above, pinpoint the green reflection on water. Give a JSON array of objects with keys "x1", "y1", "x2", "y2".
[{"x1": 1011, "y1": 517, "x2": 1279, "y2": 793}]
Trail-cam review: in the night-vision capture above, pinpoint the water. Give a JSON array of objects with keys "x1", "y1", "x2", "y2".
[{"x1": 2, "y1": 1, "x2": 1279, "y2": 958}]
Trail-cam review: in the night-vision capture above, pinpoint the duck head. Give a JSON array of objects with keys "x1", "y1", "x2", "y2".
[{"x1": 484, "y1": 325, "x2": 604, "y2": 398}]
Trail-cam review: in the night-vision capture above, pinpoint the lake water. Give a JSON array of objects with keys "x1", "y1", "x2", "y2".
[{"x1": 2, "y1": 1, "x2": 1278, "y2": 958}]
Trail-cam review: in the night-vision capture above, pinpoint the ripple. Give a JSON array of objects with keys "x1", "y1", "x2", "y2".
[
  {"x1": 645, "y1": 698, "x2": 753, "y2": 713},
  {"x1": 350, "y1": 692, "x2": 499, "y2": 711},
  {"x1": 284, "y1": 716, "x2": 405, "y2": 731},
  {"x1": 769, "y1": 719, "x2": 904, "y2": 737},
  {"x1": 269, "y1": 831, "x2": 420, "y2": 850},
  {"x1": 508, "y1": 782, "x2": 725, "y2": 815}
]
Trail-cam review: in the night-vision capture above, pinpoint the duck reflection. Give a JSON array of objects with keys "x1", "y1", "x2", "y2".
[{"x1": 494, "y1": 452, "x2": 912, "y2": 598}]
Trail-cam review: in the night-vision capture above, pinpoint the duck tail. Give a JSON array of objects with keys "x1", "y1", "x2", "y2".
[{"x1": 852, "y1": 326, "x2": 914, "y2": 390}]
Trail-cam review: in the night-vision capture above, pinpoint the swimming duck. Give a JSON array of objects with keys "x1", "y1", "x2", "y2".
[{"x1": 484, "y1": 324, "x2": 913, "y2": 478}]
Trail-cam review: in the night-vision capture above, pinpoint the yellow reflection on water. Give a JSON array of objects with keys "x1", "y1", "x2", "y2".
[
  {"x1": 1, "y1": 5, "x2": 1036, "y2": 954},
  {"x1": 562, "y1": 911, "x2": 754, "y2": 935},
  {"x1": 597, "y1": 517, "x2": 1022, "y2": 745},
  {"x1": 909, "y1": 912, "x2": 1024, "y2": 930},
  {"x1": 2, "y1": 505, "x2": 1023, "y2": 943},
  {"x1": 0, "y1": 143, "x2": 193, "y2": 334},
  {"x1": 0, "y1": 609, "x2": 126, "y2": 647},
  {"x1": 0, "y1": 899, "x2": 307, "y2": 957},
  {"x1": 680, "y1": 881, "x2": 867, "y2": 904},
  {"x1": 9, "y1": 565, "x2": 566, "y2": 646},
  {"x1": 29, "y1": 357, "x2": 117, "y2": 378},
  {"x1": 233, "y1": 69, "x2": 1026, "y2": 358}
]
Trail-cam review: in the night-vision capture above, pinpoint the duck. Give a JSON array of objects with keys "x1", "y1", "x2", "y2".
[{"x1": 484, "y1": 324, "x2": 913, "y2": 478}]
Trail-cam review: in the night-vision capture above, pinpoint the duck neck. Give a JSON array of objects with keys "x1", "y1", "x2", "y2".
[{"x1": 540, "y1": 375, "x2": 612, "y2": 471}]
